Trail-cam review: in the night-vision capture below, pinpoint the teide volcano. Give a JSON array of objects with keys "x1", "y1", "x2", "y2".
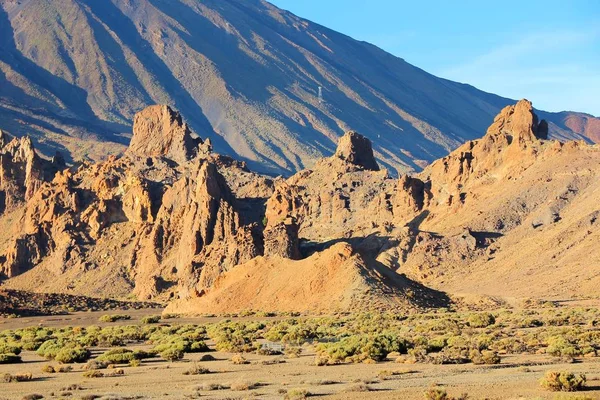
[{"x1": 0, "y1": 0, "x2": 598, "y2": 176}]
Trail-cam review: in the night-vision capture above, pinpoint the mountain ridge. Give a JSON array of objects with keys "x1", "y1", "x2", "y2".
[{"x1": 0, "y1": 0, "x2": 597, "y2": 176}]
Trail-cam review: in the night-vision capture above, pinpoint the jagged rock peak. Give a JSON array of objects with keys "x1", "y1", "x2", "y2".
[
  {"x1": 486, "y1": 99, "x2": 548, "y2": 142},
  {"x1": 128, "y1": 105, "x2": 205, "y2": 163},
  {"x1": 334, "y1": 131, "x2": 380, "y2": 171}
]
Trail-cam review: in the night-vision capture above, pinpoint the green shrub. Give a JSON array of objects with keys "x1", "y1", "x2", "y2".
[
  {"x1": 317, "y1": 333, "x2": 407, "y2": 363},
  {"x1": 99, "y1": 314, "x2": 131, "y2": 323},
  {"x1": 468, "y1": 313, "x2": 495, "y2": 328},
  {"x1": 54, "y1": 346, "x2": 90, "y2": 364},
  {"x1": 98, "y1": 348, "x2": 135, "y2": 364},
  {"x1": 160, "y1": 348, "x2": 184, "y2": 362},
  {"x1": 36, "y1": 340, "x2": 62, "y2": 359},
  {"x1": 0, "y1": 344, "x2": 21, "y2": 355},
  {"x1": 546, "y1": 336, "x2": 579, "y2": 358},
  {"x1": 470, "y1": 350, "x2": 501, "y2": 365},
  {"x1": 141, "y1": 315, "x2": 161, "y2": 324},
  {"x1": 540, "y1": 371, "x2": 586, "y2": 392}
]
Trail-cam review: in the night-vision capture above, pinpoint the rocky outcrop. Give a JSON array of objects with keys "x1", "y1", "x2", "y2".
[
  {"x1": 395, "y1": 175, "x2": 428, "y2": 214},
  {"x1": 420, "y1": 99, "x2": 551, "y2": 209},
  {"x1": 127, "y1": 105, "x2": 204, "y2": 163},
  {"x1": 132, "y1": 159, "x2": 263, "y2": 300},
  {"x1": 485, "y1": 99, "x2": 547, "y2": 144},
  {"x1": 1, "y1": 133, "x2": 45, "y2": 212},
  {"x1": 0, "y1": 131, "x2": 66, "y2": 216},
  {"x1": 334, "y1": 131, "x2": 380, "y2": 171},
  {"x1": 264, "y1": 217, "x2": 300, "y2": 260},
  {"x1": 3, "y1": 100, "x2": 600, "y2": 312}
]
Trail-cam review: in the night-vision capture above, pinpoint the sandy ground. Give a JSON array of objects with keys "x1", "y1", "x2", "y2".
[{"x1": 1, "y1": 310, "x2": 600, "y2": 400}]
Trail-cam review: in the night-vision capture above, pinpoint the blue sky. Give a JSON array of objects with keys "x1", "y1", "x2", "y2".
[{"x1": 270, "y1": 0, "x2": 600, "y2": 116}]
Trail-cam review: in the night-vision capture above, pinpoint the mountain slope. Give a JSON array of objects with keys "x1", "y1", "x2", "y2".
[{"x1": 0, "y1": 0, "x2": 596, "y2": 175}]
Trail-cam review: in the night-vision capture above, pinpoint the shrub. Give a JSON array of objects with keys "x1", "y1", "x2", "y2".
[
  {"x1": 99, "y1": 314, "x2": 131, "y2": 323},
  {"x1": 231, "y1": 381, "x2": 259, "y2": 391},
  {"x1": 424, "y1": 386, "x2": 449, "y2": 400},
  {"x1": 546, "y1": 336, "x2": 579, "y2": 358},
  {"x1": 468, "y1": 313, "x2": 495, "y2": 328},
  {"x1": 197, "y1": 382, "x2": 229, "y2": 391},
  {"x1": 98, "y1": 348, "x2": 135, "y2": 364},
  {"x1": 160, "y1": 348, "x2": 184, "y2": 362},
  {"x1": 423, "y1": 385, "x2": 469, "y2": 400},
  {"x1": 0, "y1": 344, "x2": 21, "y2": 355},
  {"x1": 199, "y1": 354, "x2": 216, "y2": 362},
  {"x1": 470, "y1": 350, "x2": 501, "y2": 365},
  {"x1": 0, "y1": 353, "x2": 22, "y2": 364},
  {"x1": 540, "y1": 371, "x2": 586, "y2": 391},
  {"x1": 83, "y1": 360, "x2": 109, "y2": 370},
  {"x1": 36, "y1": 340, "x2": 62, "y2": 359},
  {"x1": 231, "y1": 354, "x2": 249, "y2": 365},
  {"x1": 54, "y1": 346, "x2": 90, "y2": 364},
  {"x1": 285, "y1": 389, "x2": 311, "y2": 399},
  {"x1": 104, "y1": 368, "x2": 125, "y2": 377},
  {"x1": 343, "y1": 383, "x2": 372, "y2": 392},
  {"x1": 285, "y1": 346, "x2": 302, "y2": 358},
  {"x1": 83, "y1": 370, "x2": 104, "y2": 378},
  {"x1": 316, "y1": 333, "x2": 407, "y2": 364},
  {"x1": 129, "y1": 359, "x2": 141, "y2": 367},
  {"x1": 41, "y1": 365, "x2": 56, "y2": 373},
  {"x1": 3, "y1": 372, "x2": 33, "y2": 382},
  {"x1": 141, "y1": 315, "x2": 161, "y2": 324},
  {"x1": 184, "y1": 363, "x2": 211, "y2": 375}
]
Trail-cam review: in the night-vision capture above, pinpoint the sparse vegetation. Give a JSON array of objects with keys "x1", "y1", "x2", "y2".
[{"x1": 1, "y1": 307, "x2": 600, "y2": 398}]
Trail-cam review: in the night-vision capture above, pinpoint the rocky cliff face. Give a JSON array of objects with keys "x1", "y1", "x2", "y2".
[{"x1": 2, "y1": 100, "x2": 600, "y2": 311}]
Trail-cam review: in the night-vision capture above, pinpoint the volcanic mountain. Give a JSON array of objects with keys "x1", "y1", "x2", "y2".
[
  {"x1": 1, "y1": 99, "x2": 599, "y2": 313},
  {"x1": 0, "y1": 0, "x2": 598, "y2": 176}
]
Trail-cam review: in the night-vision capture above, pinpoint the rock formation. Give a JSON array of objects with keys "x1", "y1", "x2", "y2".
[
  {"x1": 127, "y1": 105, "x2": 204, "y2": 163},
  {"x1": 1, "y1": 100, "x2": 600, "y2": 312},
  {"x1": 334, "y1": 131, "x2": 380, "y2": 171}
]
